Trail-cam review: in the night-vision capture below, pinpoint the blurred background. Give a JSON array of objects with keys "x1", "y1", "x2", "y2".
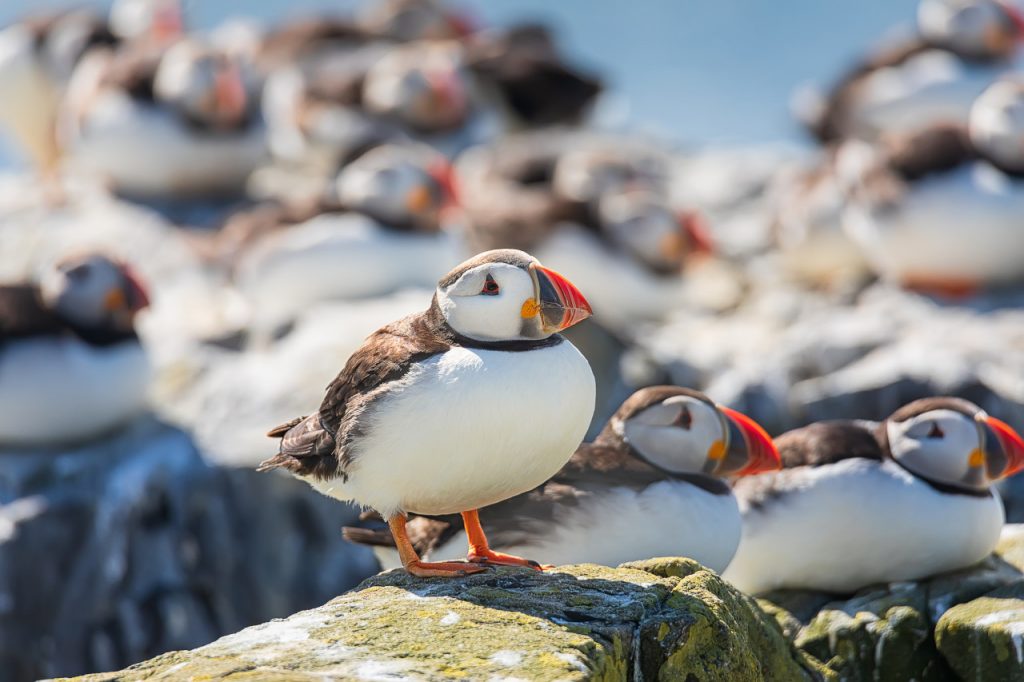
[{"x1": 1, "y1": 0, "x2": 1023, "y2": 679}]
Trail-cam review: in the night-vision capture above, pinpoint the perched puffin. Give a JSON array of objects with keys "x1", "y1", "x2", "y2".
[
  {"x1": 0, "y1": 0, "x2": 182, "y2": 172},
  {"x1": 457, "y1": 131, "x2": 710, "y2": 328},
  {"x1": 62, "y1": 37, "x2": 265, "y2": 200},
  {"x1": 259, "y1": 249, "x2": 596, "y2": 577},
  {"x1": 842, "y1": 76, "x2": 1024, "y2": 293},
  {"x1": 343, "y1": 386, "x2": 780, "y2": 572},
  {"x1": 0, "y1": 253, "x2": 151, "y2": 447},
  {"x1": 224, "y1": 142, "x2": 460, "y2": 326},
  {"x1": 725, "y1": 397, "x2": 1024, "y2": 594},
  {"x1": 799, "y1": 0, "x2": 1024, "y2": 143}
]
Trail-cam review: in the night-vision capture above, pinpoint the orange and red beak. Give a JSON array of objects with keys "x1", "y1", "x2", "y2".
[
  {"x1": 152, "y1": 2, "x2": 184, "y2": 43},
  {"x1": 713, "y1": 406, "x2": 781, "y2": 477},
  {"x1": 214, "y1": 62, "x2": 248, "y2": 126},
  {"x1": 1001, "y1": 1, "x2": 1024, "y2": 40},
  {"x1": 428, "y1": 159, "x2": 460, "y2": 208},
  {"x1": 678, "y1": 210, "x2": 715, "y2": 256},
  {"x1": 525, "y1": 264, "x2": 592, "y2": 334},
  {"x1": 982, "y1": 414, "x2": 1024, "y2": 480},
  {"x1": 122, "y1": 265, "x2": 150, "y2": 314}
]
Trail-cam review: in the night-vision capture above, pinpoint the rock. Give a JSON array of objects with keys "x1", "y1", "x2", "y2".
[
  {"x1": 936, "y1": 583, "x2": 1024, "y2": 682},
  {"x1": 756, "y1": 527, "x2": 1024, "y2": 681},
  {"x1": 66, "y1": 558, "x2": 814, "y2": 681},
  {"x1": 0, "y1": 418, "x2": 377, "y2": 680}
]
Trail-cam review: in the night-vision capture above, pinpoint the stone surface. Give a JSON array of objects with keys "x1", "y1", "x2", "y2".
[
  {"x1": 936, "y1": 582, "x2": 1024, "y2": 682},
  {"x1": 64, "y1": 558, "x2": 814, "y2": 682},
  {"x1": 0, "y1": 419, "x2": 377, "y2": 681}
]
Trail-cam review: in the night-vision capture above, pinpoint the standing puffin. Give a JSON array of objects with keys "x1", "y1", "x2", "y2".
[
  {"x1": 0, "y1": 253, "x2": 151, "y2": 447},
  {"x1": 800, "y1": 0, "x2": 1024, "y2": 143},
  {"x1": 62, "y1": 37, "x2": 265, "y2": 200},
  {"x1": 724, "y1": 397, "x2": 1024, "y2": 594},
  {"x1": 842, "y1": 76, "x2": 1024, "y2": 293},
  {"x1": 259, "y1": 249, "x2": 596, "y2": 577},
  {"x1": 343, "y1": 386, "x2": 780, "y2": 572}
]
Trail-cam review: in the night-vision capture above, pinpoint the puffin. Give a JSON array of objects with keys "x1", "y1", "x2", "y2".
[
  {"x1": 0, "y1": 0, "x2": 182, "y2": 173},
  {"x1": 62, "y1": 36, "x2": 266, "y2": 200},
  {"x1": 457, "y1": 131, "x2": 711, "y2": 329},
  {"x1": 799, "y1": 0, "x2": 1024, "y2": 144},
  {"x1": 357, "y1": 0, "x2": 475, "y2": 43},
  {"x1": 724, "y1": 396, "x2": 1024, "y2": 594},
  {"x1": 0, "y1": 253, "x2": 151, "y2": 447},
  {"x1": 841, "y1": 76, "x2": 1024, "y2": 294},
  {"x1": 221, "y1": 142, "x2": 461, "y2": 327},
  {"x1": 259, "y1": 249, "x2": 596, "y2": 577},
  {"x1": 343, "y1": 386, "x2": 781, "y2": 572}
]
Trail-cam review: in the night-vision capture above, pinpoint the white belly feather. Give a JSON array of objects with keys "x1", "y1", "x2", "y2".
[
  {"x1": 0, "y1": 337, "x2": 150, "y2": 447},
  {"x1": 305, "y1": 341, "x2": 595, "y2": 517},
  {"x1": 724, "y1": 458, "x2": 1004, "y2": 594}
]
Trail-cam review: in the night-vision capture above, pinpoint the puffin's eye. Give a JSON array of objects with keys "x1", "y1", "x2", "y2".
[
  {"x1": 671, "y1": 406, "x2": 692, "y2": 430},
  {"x1": 479, "y1": 274, "x2": 500, "y2": 296},
  {"x1": 926, "y1": 422, "x2": 944, "y2": 439}
]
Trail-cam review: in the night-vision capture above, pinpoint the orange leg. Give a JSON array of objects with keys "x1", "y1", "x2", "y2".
[
  {"x1": 901, "y1": 274, "x2": 979, "y2": 299},
  {"x1": 462, "y1": 509, "x2": 545, "y2": 570},
  {"x1": 388, "y1": 514, "x2": 486, "y2": 578}
]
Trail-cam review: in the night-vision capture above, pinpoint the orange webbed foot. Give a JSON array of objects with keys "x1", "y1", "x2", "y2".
[
  {"x1": 405, "y1": 560, "x2": 488, "y2": 578},
  {"x1": 467, "y1": 549, "x2": 545, "y2": 571}
]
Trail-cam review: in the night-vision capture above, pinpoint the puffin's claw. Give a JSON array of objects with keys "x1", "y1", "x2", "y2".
[
  {"x1": 405, "y1": 560, "x2": 488, "y2": 578},
  {"x1": 467, "y1": 549, "x2": 545, "y2": 571}
]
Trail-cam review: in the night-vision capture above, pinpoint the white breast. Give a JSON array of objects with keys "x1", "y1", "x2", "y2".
[
  {"x1": 309, "y1": 341, "x2": 595, "y2": 517},
  {"x1": 234, "y1": 213, "x2": 463, "y2": 326},
  {"x1": 66, "y1": 90, "x2": 267, "y2": 197},
  {"x1": 724, "y1": 458, "x2": 1004, "y2": 594},
  {"x1": 845, "y1": 163, "x2": 1024, "y2": 284},
  {"x1": 0, "y1": 337, "x2": 150, "y2": 447}
]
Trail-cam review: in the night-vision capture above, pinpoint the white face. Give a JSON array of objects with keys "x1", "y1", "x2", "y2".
[
  {"x1": 436, "y1": 262, "x2": 539, "y2": 341},
  {"x1": 40, "y1": 254, "x2": 136, "y2": 331},
  {"x1": 888, "y1": 408, "x2": 987, "y2": 488},
  {"x1": 154, "y1": 42, "x2": 249, "y2": 128},
  {"x1": 109, "y1": 0, "x2": 182, "y2": 41},
  {"x1": 335, "y1": 145, "x2": 446, "y2": 229},
  {"x1": 363, "y1": 44, "x2": 469, "y2": 131},
  {"x1": 918, "y1": 0, "x2": 1017, "y2": 57},
  {"x1": 598, "y1": 191, "x2": 685, "y2": 271},
  {"x1": 621, "y1": 396, "x2": 727, "y2": 475},
  {"x1": 969, "y1": 78, "x2": 1024, "y2": 170}
]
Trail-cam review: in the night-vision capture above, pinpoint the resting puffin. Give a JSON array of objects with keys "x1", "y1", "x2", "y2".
[
  {"x1": 0, "y1": 0, "x2": 182, "y2": 172},
  {"x1": 259, "y1": 249, "x2": 595, "y2": 577},
  {"x1": 0, "y1": 253, "x2": 151, "y2": 447},
  {"x1": 457, "y1": 131, "x2": 710, "y2": 328},
  {"x1": 62, "y1": 37, "x2": 265, "y2": 200},
  {"x1": 343, "y1": 386, "x2": 780, "y2": 572},
  {"x1": 800, "y1": 0, "x2": 1024, "y2": 143},
  {"x1": 222, "y1": 142, "x2": 460, "y2": 326},
  {"x1": 724, "y1": 397, "x2": 1024, "y2": 594},
  {"x1": 842, "y1": 76, "x2": 1024, "y2": 294}
]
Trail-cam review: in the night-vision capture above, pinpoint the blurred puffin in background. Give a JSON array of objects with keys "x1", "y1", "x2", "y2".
[
  {"x1": 61, "y1": 36, "x2": 265, "y2": 202},
  {"x1": 797, "y1": 0, "x2": 1024, "y2": 144},
  {"x1": 344, "y1": 386, "x2": 780, "y2": 572},
  {"x1": 213, "y1": 142, "x2": 460, "y2": 329},
  {"x1": 726, "y1": 396, "x2": 1024, "y2": 594},
  {"x1": 0, "y1": 0, "x2": 182, "y2": 175},
  {"x1": 457, "y1": 130, "x2": 712, "y2": 330},
  {"x1": 841, "y1": 76, "x2": 1024, "y2": 295},
  {"x1": 0, "y1": 253, "x2": 151, "y2": 447}
]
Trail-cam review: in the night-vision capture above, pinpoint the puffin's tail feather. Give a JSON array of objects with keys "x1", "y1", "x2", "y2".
[
  {"x1": 266, "y1": 416, "x2": 305, "y2": 438},
  {"x1": 342, "y1": 526, "x2": 397, "y2": 547}
]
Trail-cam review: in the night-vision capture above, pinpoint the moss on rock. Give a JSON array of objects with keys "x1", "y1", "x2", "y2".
[{"x1": 935, "y1": 582, "x2": 1024, "y2": 682}]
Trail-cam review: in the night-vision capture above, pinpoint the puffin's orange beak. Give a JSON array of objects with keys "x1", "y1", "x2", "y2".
[
  {"x1": 717, "y1": 406, "x2": 781, "y2": 477},
  {"x1": 214, "y1": 63, "x2": 248, "y2": 124},
  {"x1": 679, "y1": 210, "x2": 715, "y2": 256},
  {"x1": 428, "y1": 159, "x2": 459, "y2": 208},
  {"x1": 153, "y1": 4, "x2": 184, "y2": 42},
  {"x1": 526, "y1": 264, "x2": 592, "y2": 333},
  {"x1": 1002, "y1": 1, "x2": 1024, "y2": 40},
  {"x1": 982, "y1": 415, "x2": 1024, "y2": 479},
  {"x1": 122, "y1": 265, "x2": 151, "y2": 313}
]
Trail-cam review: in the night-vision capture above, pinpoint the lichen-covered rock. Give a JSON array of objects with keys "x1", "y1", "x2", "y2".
[
  {"x1": 65, "y1": 558, "x2": 813, "y2": 681},
  {"x1": 0, "y1": 419, "x2": 376, "y2": 681},
  {"x1": 936, "y1": 582, "x2": 1024, "y2": 682}
]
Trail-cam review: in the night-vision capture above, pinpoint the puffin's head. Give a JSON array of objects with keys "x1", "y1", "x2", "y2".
[
  {"x1": 363, "y1": 42, "x2": 470, "y2": 132},
  {"x1": 110, "y1": 0, "x2": 183, "y2": 43},
  {"x1": 597, "y1": 190, "x2": 714, "y2": 273},
  {"x1": 334, "y1": 144, "x2": 457, "y2": 231},
  {"x1": 605, "y1": 387, "x2": 780, "y2": 478},
  {"x1": 41, "y1": 253, "x2": 150, "y2": 334},
  {"x1": 882, "y1": 397, "x2": 1024, "y2": 491},
  {"x1": 553, "y1": 147, "x2": 665, "y2": 206},
  {"x1": 969, "y1": 77, "x2": 1024, "y2": 173},
  {"x1": 360, "y1": 0, "x2": 474, "y2": 41},
  {"x1": 434, "y1": 249, "x2": 591, "y2": 342},
  {"x1": 154, "y1": 40, "x2": 250, "y2": 130},
  {"x1": 918, "y1": 0, "x2": 1024, "y2": 59}
]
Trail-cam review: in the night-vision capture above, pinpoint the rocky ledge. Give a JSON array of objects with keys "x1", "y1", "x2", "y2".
[{"x1": 64, "y1": 526, "x2": 1024, "y2": 681}]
